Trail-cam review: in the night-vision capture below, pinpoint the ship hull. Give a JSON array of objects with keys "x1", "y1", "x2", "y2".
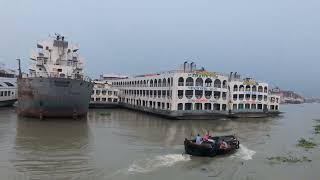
[
  {"x1": 17, "y1": 77, "x2": 93, "y2": 118},
  {"x1": 0, "y1": 99, "x2": 17, "y2": 107}
]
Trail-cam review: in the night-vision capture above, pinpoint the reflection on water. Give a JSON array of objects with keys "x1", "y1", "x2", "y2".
[
  {"x1": 88, "y1": 108, "x2": 276, "y2": 147},
  {"x1": 0, "y1": 104, "x2": 319, "y2": 180},
  {"x1": 12, "y1": 116, "x2": 92, "y2": 179}
]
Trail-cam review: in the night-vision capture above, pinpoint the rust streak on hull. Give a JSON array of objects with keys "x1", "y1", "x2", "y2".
[{"x1": 17, "y1": 77, "x2": 93, "y2": 119}]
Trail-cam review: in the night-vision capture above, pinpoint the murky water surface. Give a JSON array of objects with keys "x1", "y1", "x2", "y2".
[{"x1": 0, "y1": 104, "x2": 319, "y2": 180}]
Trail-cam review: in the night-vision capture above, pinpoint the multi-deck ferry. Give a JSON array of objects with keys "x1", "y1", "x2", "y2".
[
  {"x1": 110, "y1": 62, "x2": 280, "y2": 119},
  {"x1": 90, "y1": 80, "x2": 119, "y2": 108},
  {"x1": 0, "y1": 65, "x2": 17, "y2": 107}
]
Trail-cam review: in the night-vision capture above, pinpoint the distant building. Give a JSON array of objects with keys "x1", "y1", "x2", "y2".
[{"x1": 272, "y1": 87, "x2": 304, "y2": 104}]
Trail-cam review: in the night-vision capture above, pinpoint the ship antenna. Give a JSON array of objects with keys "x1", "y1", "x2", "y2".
[{"x1": 17, "y1": 58, "x2": 22, "y2": 78}]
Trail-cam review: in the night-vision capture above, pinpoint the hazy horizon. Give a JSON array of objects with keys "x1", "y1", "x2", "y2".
[{"x1": 1, "y1": 0, "x2": 319, "y2": 97}]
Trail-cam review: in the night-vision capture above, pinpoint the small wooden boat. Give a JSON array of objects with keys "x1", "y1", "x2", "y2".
[{"x1": 184, "y1": 135, "x2": 240, "y2": 157}]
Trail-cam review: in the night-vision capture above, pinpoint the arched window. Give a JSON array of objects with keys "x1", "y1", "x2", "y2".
[
  {"x1": 214, "y1": 79, "x2": 221, "y2": 88},
  {"x1": 178, "y1": 90, "x2": 183, "y2": 99},
  {"x1": 195, "y1": 103, "x2": 202, "y2": 110},
  {"x1": 143, "y1": 80, "x2": 146, "y2": 87},
  {"x1": 158, "y1": 79, "x2": 162, "y2": 87},
  {"x1": 252, "y1": 85, "x2": 257, "y2": 92},
  {"x1": 264, "y1": 95, "x2": 267, "y2": 101},
  {"x1": 233, "y1": 85, "x2": 238, "y2": 91},
  {"x1": 239, "y1": 85, "x2": 244, "y2": 91},
  {"x1": 195, "y1": 78, "x2": 203, "y2": 86},
  {"x1": 177, "y1": 103, "x2": 183, "y2": 110},
  {"x1": 195, "y1": 90, "x2": 203, "y2": 99},
  {"x1": 214, "y1": 103, "x2": 221, "y2": 111},
  {"x1": 185, "y1": 103, "x2": 192, "y2": 110},
  {"x1": 214, "y1": 91, "x2": 221, "y2": 99},
  {"x1": 154, "y1": 79, "x2": 157, "y2": 87},
  {"x1": 246, "y1": 85, "x2": 251, "y2": 91},
  {"x1": 167, "y1": 78, "x2": 170, "y2": 86},
  {"x1": 205, "y1": 91, "x2": 212, "y2": 99},
  {"x1": 258, "y1": 86, "x2": 263, "y2": 92},
  {"x1": 185, "y1": 90, "x2": 193, "y2": 99},
  {"x1": 205, "y1": 78, "x2": 212, "y2": 87},
  {"x1": 163, "y1": 78, "x2": 166, "y2": 87},
  {"x1": 150, "y1": 80, "x2": 153, "y2": 87},
  {"x1": 178, "y1": 77, "x2": 184, "y2": 86},
  {"x1": 222, "y1": 104, "x2": 227, "y2": 111},
  {"x1": 186, "y1": 77, "x2": 194, "y2": 86},
  {"x1": 264, "y1": 86, "x2": 268, "y2": 93},
  {"x1": 204, "y1": 103, "x2": 212, "y2": 110},
  {"x1": 222, "y1": 80, "x2": 227, "y2": 88}
]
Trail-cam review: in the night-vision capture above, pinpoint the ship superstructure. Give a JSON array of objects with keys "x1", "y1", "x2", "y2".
[
  {"x1": 17, "y1": 34, "x2": 93, "y2": 119},
  {"x1": 29, "y1": 34, "x2": 84, "y2": 79}
]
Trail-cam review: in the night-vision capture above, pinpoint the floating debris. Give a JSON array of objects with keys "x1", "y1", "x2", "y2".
[
  {"x1": 297, "y1": 138, "x2": 317, "y2": 149},
  {"x1": 100, "y1": 112, "x2": 111, "y2": 116},
  {"x1": 267, "y1": 155, "x2": 311, "y2": 163}
]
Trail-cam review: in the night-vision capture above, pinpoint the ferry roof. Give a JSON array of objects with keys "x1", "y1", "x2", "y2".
[{"x1": 102, "y1": 74, "x2": 129, "y2": 79}]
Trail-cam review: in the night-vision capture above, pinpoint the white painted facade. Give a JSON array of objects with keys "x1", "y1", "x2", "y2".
[
  {"x1": 110, "y1": 65, "x2": 280, "y2": 115},
  {"x1": 229, "y1": 78, "x2": 280, "y2": 112},
  {"x1": 91, "y1": 81, "x2": 119, "y2": 103},
  {"x1": 0, "y1": 68, "x2": 17, "y2": 104}
]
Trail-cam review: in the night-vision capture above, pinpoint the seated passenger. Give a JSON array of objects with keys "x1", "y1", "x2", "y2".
[
  {"x1": 195, "y1": 134, "x2": 202, "y2": 144},
  {"x1": 203, "y1": 131, "x2": 209, "y2": 142},
  {"x1": 219, "y1": 140, "x2": 228, "y2": 149}
]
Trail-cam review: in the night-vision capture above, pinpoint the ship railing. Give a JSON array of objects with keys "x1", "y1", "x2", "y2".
[{"x1": 32, "y1": 72, "x2": 92, "y2": 82}]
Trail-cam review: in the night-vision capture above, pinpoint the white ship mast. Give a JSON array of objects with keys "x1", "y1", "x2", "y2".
[{"x1": 29, "y1": 34, "x2": 84, "y2": 79}]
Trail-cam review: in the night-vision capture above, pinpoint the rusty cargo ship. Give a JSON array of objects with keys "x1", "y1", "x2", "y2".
[{"x1": 17, "y1": 34, "x2": 93, "y2": 119}]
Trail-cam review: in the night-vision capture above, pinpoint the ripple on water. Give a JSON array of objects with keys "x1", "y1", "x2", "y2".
[
  {"x1": 11, "y1": 151, "x2": 94, "y2": 179},
  {"x1": 231, "y1": 144, "x2": 256, "y2": 160},
  {"x1": 127, "y1": 154, "x2": 191, "y2": 174}
]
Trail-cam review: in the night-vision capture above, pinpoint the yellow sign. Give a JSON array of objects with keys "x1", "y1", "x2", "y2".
[
  {"x1": 189, "y1": 71, "x2": 218, "y2": 78},
  {"x1": 243, "y1": 79, "x2": 257, "y2": 86}
]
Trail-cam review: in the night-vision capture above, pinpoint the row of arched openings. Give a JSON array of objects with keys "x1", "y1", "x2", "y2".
[
  {"x1": 178, "y1": 77, "x2": 227, "y2": 88},
  {"x1": 233, "y1": 85, "x2": 268, "y2": 93},
  {"x1": 112, "y1": 78, "x2": 173, "y2": 87}
]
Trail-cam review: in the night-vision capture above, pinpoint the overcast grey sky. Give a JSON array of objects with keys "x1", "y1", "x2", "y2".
[{"x1": 0, "y1": 0, "x2": 319, "y2": 97}]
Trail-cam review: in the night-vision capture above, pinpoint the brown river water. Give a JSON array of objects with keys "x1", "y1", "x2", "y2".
[{"x1": 0, "y1": 103, "x2": 319, "y2": 180}]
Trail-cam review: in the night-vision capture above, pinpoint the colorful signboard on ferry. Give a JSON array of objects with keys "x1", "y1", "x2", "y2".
[{"x1": 188, "y1": 71, "x2": 218, "y2": 78}]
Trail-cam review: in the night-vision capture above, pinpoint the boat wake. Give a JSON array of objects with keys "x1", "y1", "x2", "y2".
[
  {"x1": 232, "y1": 144, "x2": 256, "y2": 160},
  {"x1": 127, "y1": 154, "x2": 190, "y2": 174}
]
